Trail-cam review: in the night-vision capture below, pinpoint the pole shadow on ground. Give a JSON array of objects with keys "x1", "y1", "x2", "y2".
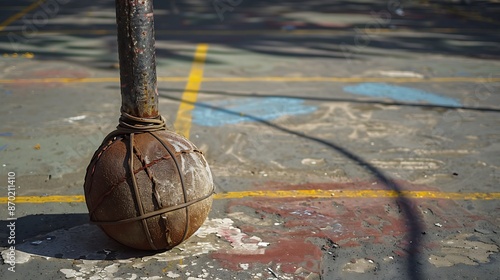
[{"x1": 159, "y1": 91, "x2": 426, "y2": 280}]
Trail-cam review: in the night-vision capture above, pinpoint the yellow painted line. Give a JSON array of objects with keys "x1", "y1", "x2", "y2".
[
  {"x1": 0, "y1": 195, "x2": 85, "y2": 204},
  {"x1": 1, "y1": 190, "x2": 499, "y2": 204},
  {"x1": 200, "y1": 77, "x2": 500, "y2": 83},
  {"x1": 1, "y1": 76, "x2": 499, "y2": 85},
  {"x1": 173, "y1": 43, "x2": 209, "y2": 138},
  {"x1": 0, "y1": 77, "x2": 120, "y2": 84},
  {"x1": 0, "y1": 0, "x2": 46, "y2": 32},
  {"x1": 213, "y1": 190, "x2": 500, "y2": 200}
]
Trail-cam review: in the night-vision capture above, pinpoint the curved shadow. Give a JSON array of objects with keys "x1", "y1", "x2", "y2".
[
  {"x1": 159, "y1": 92, "x2": 426, "y2": 280},
  {"x1": 156, "y1": 87, "x2": 500, "y2": 113}
]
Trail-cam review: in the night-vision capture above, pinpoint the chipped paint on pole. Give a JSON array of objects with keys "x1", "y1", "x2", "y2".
[{"x1": 115, "y1": 0, "x2": 158, "y2": 118}]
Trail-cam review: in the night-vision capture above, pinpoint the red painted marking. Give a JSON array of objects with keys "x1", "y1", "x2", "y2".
[
  {"x1": 213, "y1": 239, "x2": 321, "y2": 274},
  {"x1": 211, "y1": 181, "x2": 496, "y2": 274}
]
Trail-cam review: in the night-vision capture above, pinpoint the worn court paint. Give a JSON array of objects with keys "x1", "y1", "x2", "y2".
[
  {"x1": 218, "y1": 183, "x2": 498, "y2": 273},
  {"x1": 1, "y1": 190, "x2": 499, "y2": 204},
  {"x1": 343, "y1": 83, "x2": 462, "y2": 107},
  {"x1": 1, "y1": 76, "x2": 500, "y2": 84},
  {"x1": 174, "y1": 44, "x2": 209, "y2": 138},
  {"x1": 192, "y1": 97, "x2": 317, "y2": 127}
]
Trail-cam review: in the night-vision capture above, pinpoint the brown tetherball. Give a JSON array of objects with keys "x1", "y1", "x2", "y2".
[{"x1": 84, "y1": 130, "x2": 213, "y2": 251}]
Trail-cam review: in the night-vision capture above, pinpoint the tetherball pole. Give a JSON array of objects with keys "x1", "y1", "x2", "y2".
[{"x1": 83, "y1": 0, "x2": 214, "y2": 251}]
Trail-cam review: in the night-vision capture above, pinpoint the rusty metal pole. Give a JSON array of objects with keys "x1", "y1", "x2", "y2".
[
  {"x1": 84, "y1": 0, "x2": 213, "y2": 251},
  {"x1": 116, "y1": 0, "x2": 158, "y2": 118}
]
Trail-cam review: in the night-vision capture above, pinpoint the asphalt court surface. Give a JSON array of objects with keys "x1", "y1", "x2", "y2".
[{"x1": 0, "y1": 0, "x2": 500, "y2": 279}]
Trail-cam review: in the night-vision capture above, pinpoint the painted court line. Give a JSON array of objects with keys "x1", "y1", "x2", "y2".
[
  {"x1": 0, "y1": 0, "x2": 46, "y2": 32},
  {"x1": 215, "y1": 190, "x2": 500, "y2": 200},
  {"x1": 0, "y1": 77, "x2": 186, "y2": 84},
  {"x1": 173, "y1": 43, "x2": 208, "y2": 139},
  {"x1": 0, "y1": 190, "x2": 499, "y2": 204},
  {"x1": 1, "y1": 76, "x2": 499, "y2": 84},
  {"x1": 200, "y1": 77, "x2": 500, "y2": 83}
]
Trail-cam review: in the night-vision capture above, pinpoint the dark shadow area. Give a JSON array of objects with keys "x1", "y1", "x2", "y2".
[
  {"x1": 0, "y1": 213, "x2": 88, "y2": 247},
  {"x1": 0, "y1": 0, "x2": 499, "y2": 71},
  {"x1": 159, "y1": 91, "x2": 426, "y2": 280},
  {"x1": 0, "y1": 214, "x2": 158, "y2": 260}
]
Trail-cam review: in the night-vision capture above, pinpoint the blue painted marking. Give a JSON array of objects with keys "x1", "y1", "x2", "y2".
[
  {"x1": 343, "y1": 83, "x2": 462, "y2": 107},
  {"x1": 192, "y1": 97, "x2": 317, "y2": 127},
  {"x1": 0, "y1": 144, "x2": 7, "y2": 151}
]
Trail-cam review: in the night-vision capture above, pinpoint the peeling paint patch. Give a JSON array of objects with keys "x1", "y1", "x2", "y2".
[
  {"x1": 377, "y1": 71, "x2": 424, "y2": 78},
  {"x1": 343, "y1": 83, "x2": 462, "y2": 107},
  {"x1": 195, "y1": 218, "x2": 268, "y2": 255},
  {"x1": 370, "y1": 158, "x2": 444, "y2": 170},
  {"x1": 227, "y1": 211, "x2": 274, "y2": 226},
  {"x1": 342, "y1": 258, "x2": 378, "y2": 273},
  {"x1": 64, "y1": 115, "x2": 87, "y2": 123},
  {"x1": 166, "y1": 271, "x2": 181, "y2": 278},
  {"x1": 1, "y1": 249, "x2": 31, "y2": 264},
  {"x1": 143, "y1": 217, "x2": 268, "y2": 263},
  {"x1": 60, "y1": 262, "x2": 120, "y2": 279},
  {"x1": 428, "y1": 233, "x2": 499, "y2": 267}
]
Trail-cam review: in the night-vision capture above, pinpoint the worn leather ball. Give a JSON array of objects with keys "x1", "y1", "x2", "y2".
[{"x1": 84, "y1": 130, "x2": 213, "y2": 250}]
